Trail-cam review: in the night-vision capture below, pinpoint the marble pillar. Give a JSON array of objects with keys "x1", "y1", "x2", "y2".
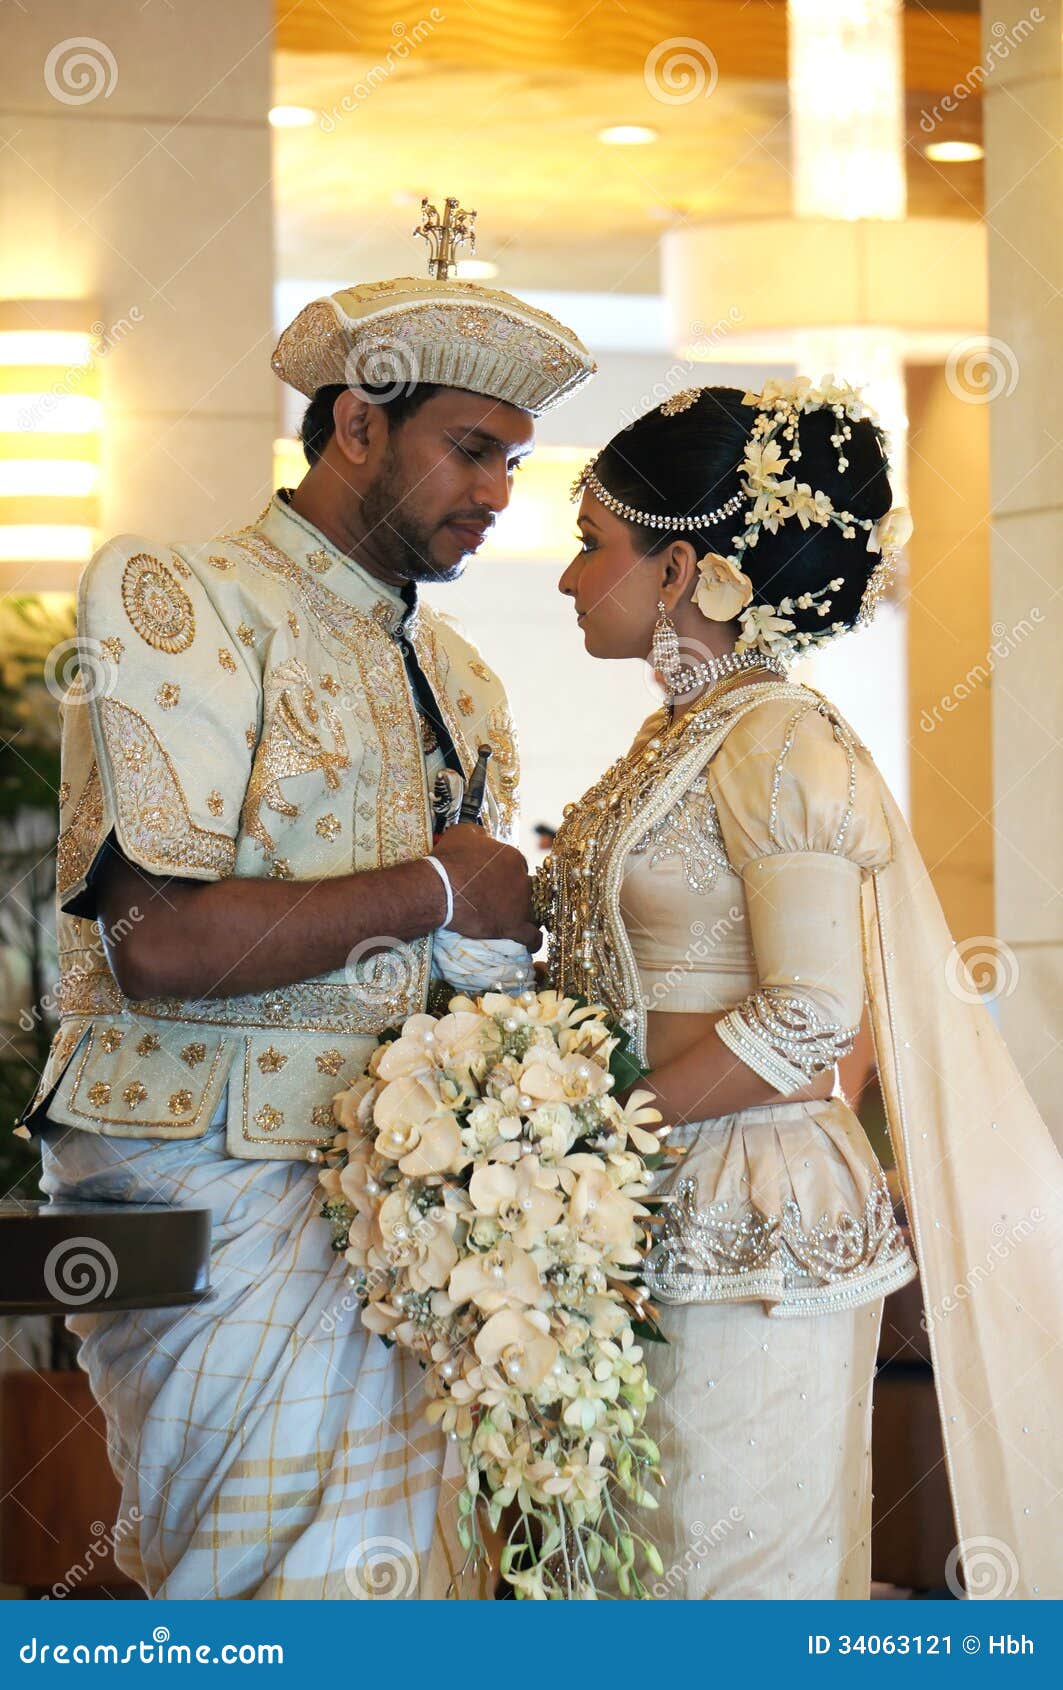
[{"x1": 983, "y1": 0, "x2": 1063, "y2": 1140}]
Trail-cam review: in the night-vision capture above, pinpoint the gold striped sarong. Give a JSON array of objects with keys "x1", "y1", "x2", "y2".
[{"x1": 39, "y1": 1103, "x2": 487, "y2": 1599}]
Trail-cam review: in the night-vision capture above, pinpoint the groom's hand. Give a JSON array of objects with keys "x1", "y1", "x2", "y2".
[{"x1": 433, "y1": 823, "x2": 540, "y2": 950}]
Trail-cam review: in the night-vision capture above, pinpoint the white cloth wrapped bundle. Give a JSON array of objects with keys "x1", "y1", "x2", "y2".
[{"x1": 430, "y1": 929, "x2": 535, "y2": 995}]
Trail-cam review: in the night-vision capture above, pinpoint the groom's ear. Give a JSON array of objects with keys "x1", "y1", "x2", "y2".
[
  {"x1": 660, "y1": 540, "x2": 700, "y2": 601},
  {"x1": 331, "y1": 388, "x2": 376, "y2": 466}
]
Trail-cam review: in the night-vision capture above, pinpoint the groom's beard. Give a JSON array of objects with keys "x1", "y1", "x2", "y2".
[{"x1": 362, "y1": 458, "x2": 469, "y2": 585}]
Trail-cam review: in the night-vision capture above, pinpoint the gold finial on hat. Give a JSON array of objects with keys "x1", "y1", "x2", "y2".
[{"x1": 414, "y1": 195, "x2": 477, "y2": 279}]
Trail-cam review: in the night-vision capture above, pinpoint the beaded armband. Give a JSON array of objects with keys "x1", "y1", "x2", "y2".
[{"x1": 715, "y1": 987, "x2": 858, "y2": 1095}]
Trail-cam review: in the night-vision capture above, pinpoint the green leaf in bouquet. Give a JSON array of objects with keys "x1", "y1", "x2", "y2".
[
  {"x1": 607, "y1": 1035, "x2": 647, "y2": 1096},
  {"x1": 630, "y1": 1316, "x2": 669, "y2": 1346}
]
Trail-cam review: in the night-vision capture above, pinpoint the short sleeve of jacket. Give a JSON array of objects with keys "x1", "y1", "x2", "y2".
[{"x1": 57, "y1": 535, "x2": 259, "y2": 919}]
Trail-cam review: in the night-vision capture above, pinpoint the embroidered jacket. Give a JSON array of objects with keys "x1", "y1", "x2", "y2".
[{"x1": 20, "y1": 494, "x2": 519, "y2": 1160}]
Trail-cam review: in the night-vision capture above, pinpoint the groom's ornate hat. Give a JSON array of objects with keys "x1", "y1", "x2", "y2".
[{"x1": 272, "y1": 196, "x2": 596, "y2": 417}]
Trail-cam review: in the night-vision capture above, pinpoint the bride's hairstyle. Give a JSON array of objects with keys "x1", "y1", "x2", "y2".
[{"x1": 592, "y1": 385, "x2": 895, "y2": 642}]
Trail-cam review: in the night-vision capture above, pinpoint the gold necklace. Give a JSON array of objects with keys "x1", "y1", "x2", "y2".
[{"x1": 534, "y1": 671, "x2": 774, "y2": 1018}]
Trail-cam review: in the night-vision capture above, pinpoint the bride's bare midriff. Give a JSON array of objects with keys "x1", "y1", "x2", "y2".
[{"x1": 645, "y1": 1009, "x2": 835, "y2": 1106}]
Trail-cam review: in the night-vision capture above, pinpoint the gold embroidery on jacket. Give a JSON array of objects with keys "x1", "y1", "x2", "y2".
[
  {"x1": 96, "y1": 698, "x2": 236, "y2": 877},
  {"x1": 412, "y1": 620, "x2": 517, "y2": 835},
  {"x1": 62, "y1": 1026, "x2": 228, "y2": 1129},
  {"x1": 121, "y1": 553, "x2": 195, "y2": 654},
  {"x1": 240, "y1": 660, "x2": 350, "y2": 855},
  {"x1": 56, "y1": 760, "x2": 105, "y2": 897}
]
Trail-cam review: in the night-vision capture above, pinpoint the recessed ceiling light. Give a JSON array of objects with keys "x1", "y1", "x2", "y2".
[
  {"x1": 269, "y1": 105, "x2": 316, "y2": 128},
  {"x1": 924, "y1": 140, "x2": 984, "y2": 163},
  {"x1": 599, "y1": 125, "x2": 659, "y2": 146},
  {"x1": 456, "y1": 260, "x2": 499, "y2": 281}
]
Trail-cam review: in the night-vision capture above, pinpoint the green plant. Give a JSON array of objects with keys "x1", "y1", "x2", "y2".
[{"x1": 0, "y1": 593, "x2": 75, "y2": 1203}]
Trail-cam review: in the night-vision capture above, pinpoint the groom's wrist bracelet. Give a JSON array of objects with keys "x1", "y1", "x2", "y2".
[{"x1": 423, "y1": 855, "x2": 454, "y2": 929}]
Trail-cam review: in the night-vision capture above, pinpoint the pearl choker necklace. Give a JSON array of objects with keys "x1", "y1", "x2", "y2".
[{"x1": 660, "y1": 646, "x2": 785, "y2": 703}]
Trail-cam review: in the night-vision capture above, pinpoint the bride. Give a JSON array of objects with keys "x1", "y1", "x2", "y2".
[{"x1": 533, "y1": 377, "x2": 1063, "y2": 1599}]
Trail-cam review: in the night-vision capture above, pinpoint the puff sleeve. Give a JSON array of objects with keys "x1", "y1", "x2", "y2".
[
  {"x1": 705, "y1": 693, "x2": 893, "y2": 1095},
  {"x1": 57, "y1": 535, "x2": 260, "y2": 921}
]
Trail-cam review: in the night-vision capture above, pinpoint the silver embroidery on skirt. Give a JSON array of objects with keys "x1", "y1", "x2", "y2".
[{"x1": 645, "y1": 1170, "x2": 916, "y2": 1317}]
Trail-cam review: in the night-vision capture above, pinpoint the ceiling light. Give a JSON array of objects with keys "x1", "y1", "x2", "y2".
[
  {"x1": 598, "y1": 125, "x2": 658, "y2": 146},
  {"x1": 924, "y1": 140, "x2": 984, "y2": 164},
  {"x1": 269, "y1": 105, "x2": 316, "y2": 128}
]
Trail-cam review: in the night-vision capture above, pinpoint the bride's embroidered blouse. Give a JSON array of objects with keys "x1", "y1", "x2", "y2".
[
  {"x1": 623, "y1": 691, "x2": 892, "y2": 1091},
  {"x1": 537, "y1": 681, "x2": 916, "y2": 1317}
]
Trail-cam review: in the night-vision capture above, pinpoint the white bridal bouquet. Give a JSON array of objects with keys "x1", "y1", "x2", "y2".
[{"x1": 317, "y1": 987, "x2": 673, "y2": 1599}]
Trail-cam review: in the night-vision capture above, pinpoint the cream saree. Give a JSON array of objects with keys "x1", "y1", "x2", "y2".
[{"x1": 864, "y1": 774, "x2": 1063, "y2": 1597}]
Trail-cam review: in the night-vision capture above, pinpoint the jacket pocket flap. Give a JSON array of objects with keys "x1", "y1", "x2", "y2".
[{"x1": 49, "y1": 1023, "x2": 234, "y2": 1139}]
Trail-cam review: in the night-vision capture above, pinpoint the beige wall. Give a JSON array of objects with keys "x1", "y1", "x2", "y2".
[
  {"x1": 905, "y1": 362, "x2": 993, "y2": 941},
  {"x1": 0, "y1": 0, "x2": 275, "y2": 589},
  {"x1": 983, "y1": 0, "x2": 1063, "y2": 1138}
]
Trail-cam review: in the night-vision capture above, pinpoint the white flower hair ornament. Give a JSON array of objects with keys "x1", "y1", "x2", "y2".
[
  {"x1": 726, "y1": 376, "x2": 910, "y2": 658},
  {"x1": 572, "y1": 376, "x2": 912, "y2": 663}
]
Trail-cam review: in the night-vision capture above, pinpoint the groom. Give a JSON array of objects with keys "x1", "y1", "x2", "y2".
[
  {"x1": 16, "y1": 204, "x2": 596, "y2": 1598},
  {"x1": 22, "y1": 202, "x2": 596, "y2": 1160}
]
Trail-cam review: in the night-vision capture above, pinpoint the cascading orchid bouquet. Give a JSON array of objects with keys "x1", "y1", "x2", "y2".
[{"x1": 317, "y1": 987, "x2": 676, "y2": 1599}]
